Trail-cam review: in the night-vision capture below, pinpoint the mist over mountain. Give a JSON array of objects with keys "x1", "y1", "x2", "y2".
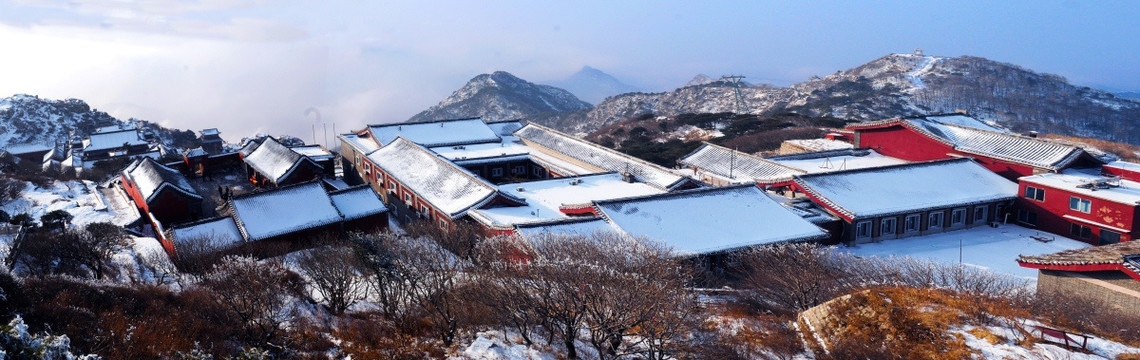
[{"x1": 546, "y1": 66, "x2": 641, "y2": 104}]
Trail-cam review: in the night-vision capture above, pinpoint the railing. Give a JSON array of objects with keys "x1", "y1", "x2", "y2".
[{"x1": 1027, "y1": 324, "x2": 1089, "y2": 351}]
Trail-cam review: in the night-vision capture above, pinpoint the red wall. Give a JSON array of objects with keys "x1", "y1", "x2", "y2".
[
  {"x1": 1103, "y1": 164, "x2": 1140, "y2": 182},
  {"x1": 856, "y1": 125, "x2": 1036, "y2": 180},
  {"x1": 1017, "y1": 180, "x2": 1137, "y2": 245}
]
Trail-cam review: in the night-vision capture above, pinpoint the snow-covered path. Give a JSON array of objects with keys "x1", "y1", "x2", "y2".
[{"x1": 908, "y1": 56, "x2": 938, "y2": 88}]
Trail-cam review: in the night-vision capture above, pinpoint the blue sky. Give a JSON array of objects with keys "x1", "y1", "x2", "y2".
[{"x1": 0, "y1": 0, "x2": 1136, "y2": 142}]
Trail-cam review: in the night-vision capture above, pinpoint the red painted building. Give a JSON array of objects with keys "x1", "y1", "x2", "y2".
[
  {"x1": 120, "y1": 157, "x2": 204, "y2": 226},
  {"x1": 1016, "y1": 165, "x2": 1140, "y2": 245},
  {"x1": 848, "y1": 114, "x2": 1107, "y2": 180}
]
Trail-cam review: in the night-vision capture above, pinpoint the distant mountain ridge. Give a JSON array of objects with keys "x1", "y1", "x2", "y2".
[
  {"x1": 546, "y1": 66, "x2": 641, "y2": 104},
  {"x1": 407, "y1": 71, "x2": 592, "y2": 123},
  {"x1": 525, "y1": 54, "x2": 1140, "y2": 144}
]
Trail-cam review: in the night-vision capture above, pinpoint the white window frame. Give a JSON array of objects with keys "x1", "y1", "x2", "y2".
[
  {"x1": 439, "y1": 218, "x2": 448, "y2": 230},
  {"x1": 973, "y1": 206, "x2": 988, "y2": 223},
  {"x1": 513, "y1": 165, "x2": 525, "y2": 175},
  {"x1": 951, "y1": 208, "x2": 966, "y2": 226},
  {"x1": 492, "y1": 168, "x2": 503, "y2": 177},
  {"x1": 881, "y1": 218, "x2": 897, "y2": 236},
  {"x1": 1025, "y1": 186, "x2": 1045, "y2": 201},
  {"x1": 855, "y1": 221, "x2": 872, "y2": 240},
  {"x1": 904, "y1": 214, "x2": 921, "y2": 232},
  {"x1": 403, "y1": 193, "x2": 413, "y2": 203},
  {"x1": 929, "y1": 212, "x2": 943, "y2": 229},
  {"x1": 387, "y1": 179, "x2": 397, "y2": 193},
  {"x1": 1069, "y1": 196, "x2": 1091, "y2": 213}
]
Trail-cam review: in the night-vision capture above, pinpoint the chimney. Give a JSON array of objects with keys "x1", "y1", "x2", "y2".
[{"x1": 1027, "y1": 131, "x2": 1038, "y2": 138}]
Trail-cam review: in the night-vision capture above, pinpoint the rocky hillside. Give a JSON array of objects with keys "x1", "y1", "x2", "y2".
[
  {"x1": 546, "y1": 66, "x2": 640, "y2": 104},
  {"x1": 530, "y1": 54, "x2": 1140, "y2": 145},
  {"x1": 0, "y1": 94, "x2": 119, "y2": 148},
  {"x1": 407, "y1": 71, "x2": 592, "y2": 123},
  {"x1": 0, "y1": 94, "x2": 200, "y2": 151}
]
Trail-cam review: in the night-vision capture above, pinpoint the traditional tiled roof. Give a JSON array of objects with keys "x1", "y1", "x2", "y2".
[
  {"x1": 593, "y1": 185, "x2": 829, "y2": 255},
  {"x1": 679, "y1": 142, "x2": 804, "y2": 184},
  {"x1": 368, "y1": 137, "x2": 499, "y2": 218},
  {"x1": 243, "y1": 137, "x2": 319, "y2": 184},
  {"x1": 515, "y1": 124, "x2": 693, "y2": 190},
  {"x1": 83, "y1": 128, "x2": 147, "y2": 153},
  {"x1": 229, "y1": 181, "x2": 343, "y2": 241},
  {"x1": 513, "y1": 217, "x2": 616, "y2": 238},
  {"x1": 792, "y1": 158, "x2": 1017, "y2": 221},
  {"x1": 367, "y1": 118, "x2": 502, "y2": 148},
  {"x1": 848, "y1": 115, "x2": 1099, "y2": 171},
  {"x1": 329, "y1": 185, "x2": 388, "y2": 221},
  {"x1": 1018, "y1": 241, "x2": 1140, "y2": 267},
  {"x1": 170, "y1": 216, "x2": 244, "y2": 250},
  {"x1": 290, "y1": 145, "x2": 335, "y2": 162},
  {"x1": 123, "y1": 157, "x2": 201, "y2": 203}
]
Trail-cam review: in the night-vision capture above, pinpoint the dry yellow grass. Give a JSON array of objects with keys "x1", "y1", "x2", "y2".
[
  {"x1": 1045, "y1": 133, "x2": 1140, "y2": 162},
  {"x1": 967, "y1": 327, "x2": 1004, "y2": 345}
]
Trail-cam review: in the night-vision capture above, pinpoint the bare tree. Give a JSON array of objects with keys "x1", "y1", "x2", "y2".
[
  {"x1": 295, "y1": 245, "x2": 369, "y2": 315},
  {"x1": 349, "y1": 231, "x2": 469, "y2": 345},
  {"x1": 200, "y1": 256, "x2": 304, "y2": 353},
  {"x1": 475, "y1": 232, "x2": 699, "y2": 360},
  {"x1": 74, "y1": 222, "x2": 127, "y2": 280},
  {"x1": 732, "y1": 242, "x2": 865, "y2": 314}
]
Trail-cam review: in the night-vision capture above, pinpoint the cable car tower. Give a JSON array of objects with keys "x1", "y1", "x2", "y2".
[{"x1": 720, "y1": 75, "x2": 747, "y2": 114}]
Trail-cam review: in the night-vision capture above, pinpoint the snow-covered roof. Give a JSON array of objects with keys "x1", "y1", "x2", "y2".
[
  {"x1": 122, "y1": 157, "x2": 201, "y2": 203},
  {"x1": 368, "y1": 137, "x2": 498, "y2": 218},
  {"x1": 201, "y1": 128, "x2": 220, "y2": 136},
  {"x1": 4, "y1": 143, "x2": 53, "y2": 155},
  {"x1": 486, "y1": 120, "x2": 524, "y2": 136},
  {"x1": 83, "y1": 128, "x2": 147, "y2": 153},
  {"x1": 229, "y1": 181, "x2": 343, "y2": 241},
  {"x1": 1020, "y1": 168, "x2": 1140, "y2": 206},
  {"x1": 923, "y1": 114, "x2": 1010, "y2": 133},
  {"x1": 793, "y1": 158, "x2": 1018, "y2": 221},
  {"x1": 338, "y1": 133, "x2": 383, "y2": 155},
  {"x1": 1105, "y1": 161, "x2": 1140, "y2": 173},
  {"x1": 429, "y1": 140, "x2": 531, "y2": 162},
  {"x1": 290, "y1": 145, "x2": 335, "y2": 162},
  {"x1": 170, "y1": 216, "x2": 244, "y2": 249},
  {"x1": 782, "y1": 138, "x2": 854, "y2": 152},
  {"x1": 514, "y1": 217, "x2": 618, "y2": 238},
  {"x1": 238, "y1": 139, "x2": 262, "y2": 157},
  {"x1": 469, "y1": 173, "x2": 666, "y2": 227},
  {"x1": 594, "y1": 185, "x2": 829, "y2": 255},
  {"x1": 679, "y1": 142, "x2": 804, "y2": 184},
  {"x1": 515, "y1": 124, "x2": 692, "y2": 190},
  {"x1": 850, "y1": 116, "x2": 1095, "y2": 171},
  {"x1": 243, "y1": 137, "x2": 317, "y2": 184},
  {"x1": 329, "y1": 185, "x2": 388, "y2": 221},
  {"x1": 766, "y1": 148, "x2": 909, "y2": 174},
  {"x1": 367, "y1": 118, "x2": 502, "y2": 148}
]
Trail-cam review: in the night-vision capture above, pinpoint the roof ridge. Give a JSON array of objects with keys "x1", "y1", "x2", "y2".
[
  {"x1": 519, "y1": 123, "x2": 685, "y2": 189},
  {"x1": 230, "y1": 178, "x2": 325, "y2": 200},
  {"x1": 366, "y1": 117, "x2": 484, "y2": 127},
  {"x1": 327, "y1": 184, "x2": 373, "y2": 195},
  {"x1": 593, "y1": 183, "x2": 757, "y2": 206},
  {"x1": 794, "y1": 157, "x2": 971, "y2": 180},
  {"x1": 169, "y1": 215, "x2": 234, "y2": 230},
  {"x1": 694, "y1": 142, "x2": 805, "y2": 172}
]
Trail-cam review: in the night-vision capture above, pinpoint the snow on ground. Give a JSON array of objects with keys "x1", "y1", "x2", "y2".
[
  {"x1": 456, "y1": 330, "x2": 597, "y2": 360},
  {"x1": 908, "y1": 56, "x2": 940, "y2": 89},
  {"x1": 1, "y1": 180, "x2": 136, "y2": 227},
  {"x1": 839, "y1": 224, "x2": 1090, "y2": 280},
  {"x1": 109, "y1": 236, "x2": 178, "y2": 286},
  {"x1": 956, "y1": 321, "x2": 1140, "y2": 359}
]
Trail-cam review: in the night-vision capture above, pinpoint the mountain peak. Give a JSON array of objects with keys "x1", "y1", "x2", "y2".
[
  {"x1": 684, "y1": 74, "x2": 716, "y2": 88},
  {"x1": 407, "y1": 72, "x2": 592, "y2": 123}
]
